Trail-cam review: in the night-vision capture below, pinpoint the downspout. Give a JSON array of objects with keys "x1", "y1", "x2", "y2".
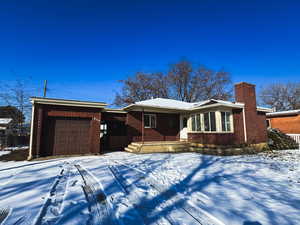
[
  {"x1": 142, "y1": 108, "x2": 144, "y2": 144},
  {"x1": 28, "y1": 101, "x2": 35, "y2": 160},
  {"x1": 242, "y1": 107, "x2": 247, "y2": 143}
]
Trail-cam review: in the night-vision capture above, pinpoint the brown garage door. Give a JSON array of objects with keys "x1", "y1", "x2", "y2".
[{"x1": 44, "y1": 117, "x2": 91, "y2": 156}]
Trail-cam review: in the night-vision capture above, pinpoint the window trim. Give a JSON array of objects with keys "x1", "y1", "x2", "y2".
[{"x1": 144, "y1": 114, "x2": 156, "y2": 128}]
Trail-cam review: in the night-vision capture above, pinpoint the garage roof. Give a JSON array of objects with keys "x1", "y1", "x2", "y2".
[
  {"x1": 267, "y1": 109, "x2": 300, "y2": 117},
  {"x1": 31, "y1": 97, "x2": 107, "y2": 108}
]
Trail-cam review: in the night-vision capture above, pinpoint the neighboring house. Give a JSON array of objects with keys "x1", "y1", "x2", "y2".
[
  {"x1": 0, "y1": 118, "x2": 13, "y2": 148},
  {"x1": 266, "y1": 109, "x2": 300, "y2": 144},
  {"x1": 29, "y1": 82, "x2": 271, "y2": 159}
]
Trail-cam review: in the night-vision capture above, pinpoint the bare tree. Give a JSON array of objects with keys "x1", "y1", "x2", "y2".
[
  {"x1": 260, "y1": 82, "x2": 300, "y2": 111},
  {"x1": 0, "y1": 79, "x2": 33, "y2": 135},
  {"x1": 114, "y1": 60, "x2": 232, "y2": 106},
  {"x1": 114, "y1": 72, "x2": 169, "y2": 106},
  {"x1": 167, "y1": 60, "x2": 232, "y2": 102}
]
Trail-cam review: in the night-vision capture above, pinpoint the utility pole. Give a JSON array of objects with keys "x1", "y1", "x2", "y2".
[{"x1": 43, "y1": 80, "x2": 47, "y2": 97}]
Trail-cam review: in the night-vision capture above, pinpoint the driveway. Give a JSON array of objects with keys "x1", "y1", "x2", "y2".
[{"x1": 0, "y1": 150, "x2": 299, "y2": 225}]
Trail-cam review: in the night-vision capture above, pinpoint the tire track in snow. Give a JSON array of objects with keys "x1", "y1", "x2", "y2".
[
  {"x1": 75, "y1": 164, "x2": 115, "y2": 225},
  {"x1": 109, "y1": 162, "x2": 203, "y2": 225},
  {"x1": 111, "y1": 160, "x2": 225, "y2": 225},
  {"x1": 108, "y1": 165, "x2": 171, "y2": 225},
  {"x1": 33, "y1": 162, "x2": 71, "y2": 225}
]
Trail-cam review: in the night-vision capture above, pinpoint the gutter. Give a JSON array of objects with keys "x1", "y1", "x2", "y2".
[{"x1": 242, "y1": 107, "x2": 247, "y2": 143}]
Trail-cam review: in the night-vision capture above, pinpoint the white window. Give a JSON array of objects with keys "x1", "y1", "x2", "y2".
[
  {"x1": 204, "y1": 112, "x2": 216, "y2": 132},
  {"x1": 191, "y1": 114, "x2": 202, "y2": 131},
  {"x1": 221, "y1": 111, "x2": 232, "y2": 132},
  {"x1": 144, "y1": 114, "x2": 156, "y2": 128}
]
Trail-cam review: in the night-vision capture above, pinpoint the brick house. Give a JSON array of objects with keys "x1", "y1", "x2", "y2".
[
  {"x1": 266, "y1": 110, "x2": 300, "y2": 134},
  {"x1": 29, "y1": 82, "x2": 271, "y2": 159}
]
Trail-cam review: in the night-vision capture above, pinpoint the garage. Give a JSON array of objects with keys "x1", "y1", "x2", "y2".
[
  {"x1": 42, "y1": 117, "x2": 91, "y2": 156},
  {"x1": 29, "y1": 97, "x2": 107, "y2": 159}
]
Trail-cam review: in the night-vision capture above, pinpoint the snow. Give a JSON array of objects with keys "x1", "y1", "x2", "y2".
[
  {"x1": 0, "y1": 146, "x2": 28, "y2": 157},
  {"x1": 0, "y1": 150, "x2": 299, "y2": 225},
  {"x1": 0, "y1": 151, "x2": 10, "y2": 156},
  {"x1": 134, "y1": 98, "x2": 196, "y2": 110},
  {"x1": 130, "y1": 98, "x2": 268, "y2": 112},
  {"x1": 0, "y1": 118, "x2": 12, "y2": 125},
  {"x1": 2, "y1": 146, "x2": 28, "y2": 151}
]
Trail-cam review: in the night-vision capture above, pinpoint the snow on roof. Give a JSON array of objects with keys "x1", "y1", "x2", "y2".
[
  {"x1": 134, "y1": 98, "x2": 194, "y2": 110},
  {"x1": 129, "y1": 98, "x2": 244, "y2": 110},
  {"x1": 267, "y1": 109, "x2": 300, "y2": 117},
  {"x1": 0, "y1": 118, "x2": 13, "y2": 125}
]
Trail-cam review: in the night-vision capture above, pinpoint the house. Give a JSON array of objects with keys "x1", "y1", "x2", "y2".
[
  {"x1": 0, "y1": 118, "x2": 13, "y2": 148},
  {"x1": 28, "y1": 82, "x2": 271, "y2": 159},
  {"x1": 266, "y1": 109, "x2": 300, "y2": 144}
]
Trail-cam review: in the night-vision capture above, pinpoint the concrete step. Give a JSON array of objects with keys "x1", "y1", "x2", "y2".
[
  {"x1": 124, "y1": 147, "x2": 134, "y2": 152},
  {"x1": 124, "y1": 144, "x2": 140, "y2": 152},
  {"x1": 131, "y1": 142, "x2": 142, "y2": 147}
]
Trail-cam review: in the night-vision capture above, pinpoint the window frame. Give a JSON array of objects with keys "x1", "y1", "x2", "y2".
[
  {"x1": 221, "y1": 111, "x2": 232, "y2": 132},
  {"x1": 144, "y1": 114, "x2": 156, "y2": 128},
  {"x1": 191, "y1": 113, "x2": 202, "y2": 131},
  {"x1": 204, "y1": 111, "x2": 216, "y2": 132}
]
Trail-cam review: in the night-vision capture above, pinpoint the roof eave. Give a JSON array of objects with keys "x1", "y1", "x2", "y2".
[
  {"x1": 266, "y1": 110, "x2": 300, "y2": 117},
  {"x1": 123, "y1": 104, "x2": 189, "y2": 112},
  {"x1": 257, "y1": 107, "x2": 273, "y2": 113},
  {"x1": 192, "y1": 103, "x2": 244, "y2": 111},
  {"x1": 31, "y1": 97, "x2": 107, "y2": 108}
]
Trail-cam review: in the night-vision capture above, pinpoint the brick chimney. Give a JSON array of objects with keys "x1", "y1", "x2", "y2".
[
  {"x1": 235, "y1": 82, "x2": 257, "y2": 111},
  {"x1": 235, "y1": 82, "x2": 261, "y2": 144}
]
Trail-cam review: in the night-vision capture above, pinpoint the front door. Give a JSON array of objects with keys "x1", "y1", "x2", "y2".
[{"x1": 180, "y1": 115, "x2": 188, "y2": 140}]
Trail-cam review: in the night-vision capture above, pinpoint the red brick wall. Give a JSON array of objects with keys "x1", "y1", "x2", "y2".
[
  {"x1": 31, "y1": 104, "x2": 102, "y2": 158},
  {"x1": 235, "y1": 82, "x2": 268, "y2": 144},
  {"x1": 269, "y1": 114, "x2": 300, "y2": 134},
  {"x1": 127, "y1": 111, "x2": 180, "y2": 142},
  {"x1": 102, "y1": 112, "x2": 127, "y2": 122},
  {"x1": 232, "y1": 108, "x2": 245, "y2": 144},
  {"x1": 256, "y1": 111, "x2": 268, "y2": 142}
]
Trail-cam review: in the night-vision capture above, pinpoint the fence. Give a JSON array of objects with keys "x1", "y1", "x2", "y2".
[{"x1": 287, "y1": 134, "x2": 300, "y2": 149}]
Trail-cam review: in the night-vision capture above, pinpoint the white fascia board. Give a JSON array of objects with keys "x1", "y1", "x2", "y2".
[
  {"x1": 267, "y1": 109, "x2": 300, "y2": 117},
  {"x1": 30, "y1": 97, "x2": 107, "y2": 108},
  {"x1": 103, "y1": 108, "x2": 127, "y2": 113},
  {"x1": 191, "y1": 103, "x2": 244, "y2": 111},
  {"x1": 123, "y1": 104, "x2": 188, "y2": 113},
  {"x1": 257, "y1": 107, "x2": 273, "y2": 113}
]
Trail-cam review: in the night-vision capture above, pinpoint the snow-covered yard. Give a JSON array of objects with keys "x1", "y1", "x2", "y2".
[{"x1": 0, "y1": 150, "x2": 299, "y2": 225}]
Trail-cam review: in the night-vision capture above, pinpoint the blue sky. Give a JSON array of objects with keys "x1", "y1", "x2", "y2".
[{"x1": 0, "y1": 0, "x2": 300, "y2": 105}]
